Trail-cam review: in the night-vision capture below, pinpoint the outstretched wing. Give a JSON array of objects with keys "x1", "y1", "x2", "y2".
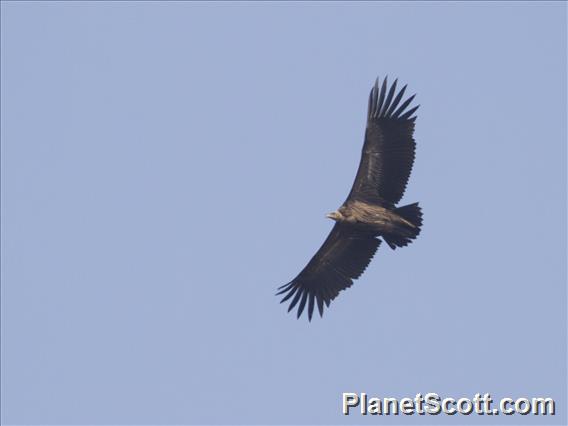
[
  {"x1": 277, "y1": 224, "x2": 381, "y2": 320},
  {"x1": 347, "y1": 76, "x2": 419, "y2": 205}
]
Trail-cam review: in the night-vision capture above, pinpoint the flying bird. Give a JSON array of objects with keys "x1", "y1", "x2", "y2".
[{"x1": 277, "y1": 76, "x2": 422, "y2": 321}]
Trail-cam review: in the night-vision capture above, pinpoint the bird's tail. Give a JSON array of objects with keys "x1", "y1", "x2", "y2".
[{"x1": 383, "y1": 202, "x2": 422, "y2": 250}]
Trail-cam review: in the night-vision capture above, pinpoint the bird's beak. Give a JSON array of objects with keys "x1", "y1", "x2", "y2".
[{"x1": 326, "y1": 212, "x2": 335, "y2": 219}]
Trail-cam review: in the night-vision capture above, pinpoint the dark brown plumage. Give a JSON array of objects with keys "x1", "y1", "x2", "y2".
[{"x1": 277, "y1": 76, "x2": 422, "y2": 320}]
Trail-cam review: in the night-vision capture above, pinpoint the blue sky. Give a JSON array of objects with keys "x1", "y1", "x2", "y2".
[{"x1": 1, "y1": 2, "x2": 566, "y2": 425}]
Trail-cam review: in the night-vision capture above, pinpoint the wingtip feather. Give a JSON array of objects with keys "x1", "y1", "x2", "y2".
[
  {"x1": 296, "y1": 290, "x2": 309, "y2": 319},
  {"x1": 368, "y1": 77, "x2": 418, "y2": 121},
  {"x1": 287, "y1": 289, "x2": 303, "y2": 312}
]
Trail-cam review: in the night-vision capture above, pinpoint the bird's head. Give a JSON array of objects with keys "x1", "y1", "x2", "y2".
[{"x1": 326, "y1": 210, "x2": 343, "y2": 221}]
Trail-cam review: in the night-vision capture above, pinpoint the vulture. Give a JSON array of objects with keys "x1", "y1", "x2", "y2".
[{"x1": 277, "y1": 76, "x2": 422, "y2": 321}]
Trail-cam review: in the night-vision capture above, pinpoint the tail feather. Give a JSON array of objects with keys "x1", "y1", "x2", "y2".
[
  {"x1": 395, "y1": 202, "x2": 423, "y2": 228},
  {"x1": 383, "y1": 202, "x2": 422, "y2": 250}
]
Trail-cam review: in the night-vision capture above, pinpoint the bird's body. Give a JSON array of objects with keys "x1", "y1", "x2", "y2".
[
  {"x1": 277, "y1": 76, "x2": 422, "y2": 320},
  {"x1": 331, "y1": 200, "x2": 416, "y2": 235}
]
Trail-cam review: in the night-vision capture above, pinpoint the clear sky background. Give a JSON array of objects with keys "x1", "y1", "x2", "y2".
[{"x1": 1, "y1": 2, "x2": 566, "y2": 425}]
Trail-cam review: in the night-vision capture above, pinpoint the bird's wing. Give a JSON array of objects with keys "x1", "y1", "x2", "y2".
[
  {"x1": 277, "y1": 223, "x2": 381, "y2": 320},
  {"x1": 347, "y1": 77, "x2": 419, "y2": 205}
]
